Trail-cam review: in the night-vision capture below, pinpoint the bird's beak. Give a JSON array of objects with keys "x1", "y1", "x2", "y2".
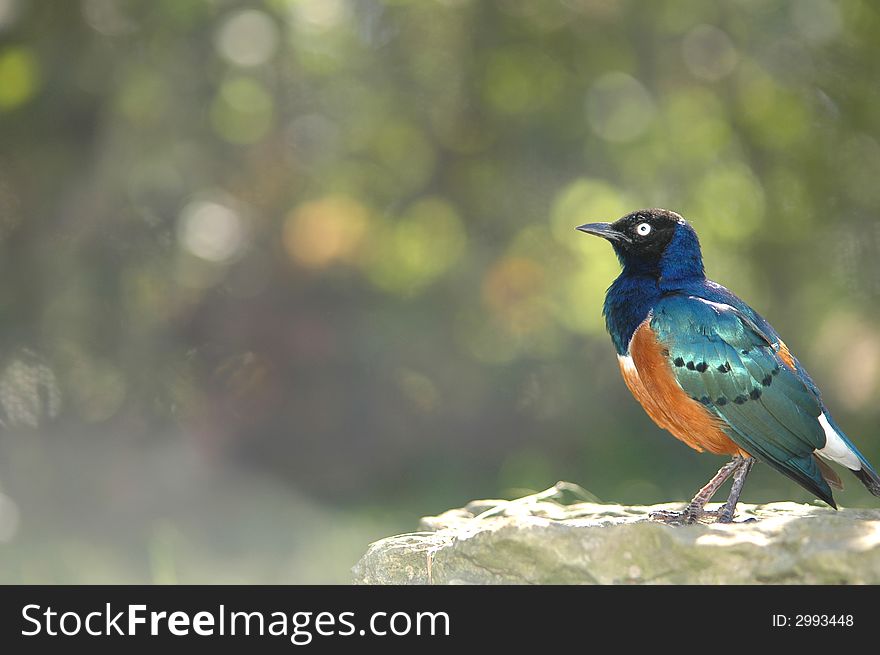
[{"x1": 575, "y1": 222, "x2": 631, "y2": 244}]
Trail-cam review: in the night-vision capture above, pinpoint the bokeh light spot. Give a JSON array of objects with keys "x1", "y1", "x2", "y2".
[
  {"x1": 210, "y1": 76, "x2": 274, "y2": 144},
  {"x1": 215, "y1": 9, "x2": 279, "y2": 67},
  {"x1": 365, "y1": 198, "x2": 466, "y2": 296},
  {"x1": 283, "y1": 196, "x2": 370, "y2": 269},
  {"x1": 690, "y1": 164, "x2": 766, "y2": 240},
  {"x1": 287, "y1": 0, "x2": 350, "y2": 33},
  {"x1": 0, "y1": 46, "x2": 38, "y2": 109},
  {"x1": 550, "y1": 177, "x2": 633, "y2": 245},
  {"x1": 178, "y1": 199, "x2": 247, "y2": 263},
  {"x1": 586, "y1": 72, "x2": 655, "y2": 143}
]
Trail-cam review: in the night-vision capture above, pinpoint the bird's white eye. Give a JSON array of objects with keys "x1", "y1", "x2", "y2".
[{"x1": 636, "y1": 222, "x2": 652, "y2": 236}]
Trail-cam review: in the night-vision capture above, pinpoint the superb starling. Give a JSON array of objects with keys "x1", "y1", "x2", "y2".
[{"x1": 578, "y1": 208, "x2": 880, "y2": 523}]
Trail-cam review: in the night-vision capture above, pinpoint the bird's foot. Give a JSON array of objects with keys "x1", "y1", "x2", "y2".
[{"x1": 649, "y1": 505, "x2": 729, "y2": 525}]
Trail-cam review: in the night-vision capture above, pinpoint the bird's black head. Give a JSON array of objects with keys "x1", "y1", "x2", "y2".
[{"x1": 576, "y1": 208, "x2": 704, "y2": 281}]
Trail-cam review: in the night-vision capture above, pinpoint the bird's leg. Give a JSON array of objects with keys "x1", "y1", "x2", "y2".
[
  {"x1": 716, "y1": 456, "x2": 755, "y2": 523},
  {"x1": 650, "y1": 456, "x2": 745, "y2": 525}
]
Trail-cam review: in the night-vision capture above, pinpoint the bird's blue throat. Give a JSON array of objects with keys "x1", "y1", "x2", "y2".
[{"x1": 604, "y1": 224, "x2": 706, "y2": 355}]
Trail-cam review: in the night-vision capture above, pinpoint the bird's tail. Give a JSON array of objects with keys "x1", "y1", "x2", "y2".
[
  {"x1": 822, "y1": 414, "x2": 880, "y2": 497},
  {"x1": 853, "y1": 466, "x2": 880, "y2": 497}
]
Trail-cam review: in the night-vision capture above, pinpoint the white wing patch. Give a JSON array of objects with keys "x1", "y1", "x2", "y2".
[{"x1": 816, "y1": 413, "x2": 861, "y2": 470}]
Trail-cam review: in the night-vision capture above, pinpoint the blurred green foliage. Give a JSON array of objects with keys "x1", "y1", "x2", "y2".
[{"x1": 1, "y1": 0, "x2": 879, "y2": 582}]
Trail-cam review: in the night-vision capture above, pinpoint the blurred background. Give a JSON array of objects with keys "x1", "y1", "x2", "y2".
[{"x1": 1, "y1": 0, "x2": 879, "y2": 583}]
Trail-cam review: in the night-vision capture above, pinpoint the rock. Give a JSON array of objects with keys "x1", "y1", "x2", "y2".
[{"x1": 352, "y1": 483, "x2": 880, "y2": 584}]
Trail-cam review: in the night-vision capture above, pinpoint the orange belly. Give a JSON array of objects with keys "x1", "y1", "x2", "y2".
[{"x1": 619, "y1": 320, "x2": 748, "y2": 457}]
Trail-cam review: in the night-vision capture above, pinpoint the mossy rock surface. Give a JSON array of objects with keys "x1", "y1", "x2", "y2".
[{"x1": 353, "y1": 490, "x2": 880, "y2": 584}]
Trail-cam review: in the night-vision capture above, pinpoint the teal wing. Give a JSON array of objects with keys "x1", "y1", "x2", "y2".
[{"x1": 651, "y1": 295, "x2": 835, "y2": 506}]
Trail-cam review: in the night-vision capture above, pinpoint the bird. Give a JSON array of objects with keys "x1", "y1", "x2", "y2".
[{"x1": 577, "y1": 208, "x2": 880, "y2": 523}]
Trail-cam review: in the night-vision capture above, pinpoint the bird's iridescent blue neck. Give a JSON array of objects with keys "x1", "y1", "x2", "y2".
[
  {"x1": 604, "y1": 273, "x2": 660, "y2": 354},
  {"x1": 604, "y1": 224, "x2": 706, "y2": 354}
]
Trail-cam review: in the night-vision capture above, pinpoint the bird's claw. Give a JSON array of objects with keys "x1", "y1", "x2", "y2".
[{"x1": 649, "y1": 506, "x2": 734, "y2": 525}]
